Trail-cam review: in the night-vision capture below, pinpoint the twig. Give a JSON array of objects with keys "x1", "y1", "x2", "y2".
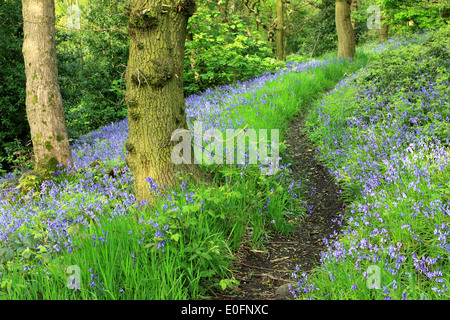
[
  {"x1": 56, "y1": 24, "x2": 128, "y2": 36},
  {"x1": 270, "y1": 256, "x2": 289, "y2": 263},
  {"x1": 253, "y1": 273, "x2": 291, "y2": 283},
  {"x1": 235, "y1": 261, "x2": 283, "y2": 272}
]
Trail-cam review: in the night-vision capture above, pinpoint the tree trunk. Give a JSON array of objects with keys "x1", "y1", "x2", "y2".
[
  {"x1": 215, "y1": 0, "x2": 229, "y2": 23},
  {"x1": 350, "y1": 0, "x2": 357, "y2": 29},
  {"x1": 276, "y1": 0, "x2": 285, "y2": 61},
  {"x1": 379, "y1": 15, "x2": 389, "y2": 41},
  {"x1": 335, "y1": 0, "x2": 355, "y2": 59},
  {"x1": 125, "y1": 0, "x2": 206, "y2": 202},
  {"x1": 22, "y1": 0, "x2": 73, "y2": 171}
]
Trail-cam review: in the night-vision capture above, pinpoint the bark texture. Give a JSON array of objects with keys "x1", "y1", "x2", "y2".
[
  {"x1": 22, "y1": 0, "x2": 73, "y2": 170},
  {"x1": 350, "y1": 0, "x2": 357, "y2": 29},
  {"x1": 379, "y1": 14, "x2": 389, "y2": 41},
  {"x1": 276, "y1": 0, "x2": 285, "y2": 61},
  {"x1": 215, "y1": 0, "x2": 229, "y2": 22},
  {"x1": 125, "y1": 0, "x2": 206, "y2": 202},
  {"x1": 335, "y1": 0, "x2": 356, "y2": 59}
]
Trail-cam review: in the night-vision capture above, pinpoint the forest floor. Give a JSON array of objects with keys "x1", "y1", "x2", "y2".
[{"x1": 210, "y1": 111, "x2": 347, "y2": 300}]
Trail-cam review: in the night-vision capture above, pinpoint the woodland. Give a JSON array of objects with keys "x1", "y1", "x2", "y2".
[{"x1": 0, "y1": 0, "x2": 449, "y2": 303}]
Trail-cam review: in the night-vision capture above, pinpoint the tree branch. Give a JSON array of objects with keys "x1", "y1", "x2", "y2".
[{"x1": 56, "y1": 24, "x2": 128, "y2": 36}]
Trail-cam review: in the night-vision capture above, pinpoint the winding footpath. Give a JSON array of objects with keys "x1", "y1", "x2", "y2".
[{"x1": 216, "y1": 110, "x2": 346, "y2": 300}]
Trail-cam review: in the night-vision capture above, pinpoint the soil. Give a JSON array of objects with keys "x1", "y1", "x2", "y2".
[{"x1": 211, "y1": 112, "x2": 346, "y2": 300}]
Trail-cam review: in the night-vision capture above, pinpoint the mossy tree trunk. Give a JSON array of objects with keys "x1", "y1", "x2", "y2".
[
  {"x1": 125, "y1": 0, "x2": 206, "y2": 202},
  {"x1": 276, "y1": 0, "x2": 285, "y2": 61},
  {"x1": 350, "y1": 0, "x2": 357, "y2": 29},
  {"x1": 22, "y1": 0, "x2": 73, "y2": 171},
  {"x1": 335, "y1": 0, "x2": 355, "y2": 59},
  {"x1": 379, "y1": 14, "x2": 389, "y2": 41}
]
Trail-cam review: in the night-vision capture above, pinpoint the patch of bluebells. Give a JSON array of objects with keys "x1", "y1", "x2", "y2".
[
  {"x1": 358, "y1": 32, "x2": 429, "y2": 55},
  {"x1": 185, "y1": 57, "x2": 343, "y2": 133},
  {"x1": 290, "y1": 32, "x2": 450, "y2": 299},
  {"x1": 0, "y1": 162, "x2": 137, "y2": 253},
  {"x1": 88, "y1": 267, "x2": 106, "y2": 298}
]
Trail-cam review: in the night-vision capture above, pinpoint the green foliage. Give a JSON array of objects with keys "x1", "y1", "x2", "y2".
[
  {"x1": 383, "y1": 0, "x2": 449, "y2": 33},
  {"x1": 55, "y1": 1, "x2": 285, "y2": 136},
  {"x1": 350, "y1": 0, "x2": 380, "y2": 45},
  {"x1": 0, "y1": 0, "x2": 30, "y2": 172},
  {"x1": 184, "y1": 6, "x2": 282, "y2": 95},
  {"x1": 15, "y1": 173, "x2": 41, "y2": 195},
  {"x1": 55, "y1": 1, "x2": 129, "y2": 138},
  {"x1": 0, "y1": 139, "x2": 34, "y2": 175},
  {"x1": 0, "y1": 206, "x2": 64, "y2": 269},
  {"x1": 291, "y1": 0, "x2": 338, "y2": 57}
]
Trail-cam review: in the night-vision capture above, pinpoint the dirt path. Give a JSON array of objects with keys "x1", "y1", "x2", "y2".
[{"x1": 213, "y1": 113, "x2": 346, "y2": 300}]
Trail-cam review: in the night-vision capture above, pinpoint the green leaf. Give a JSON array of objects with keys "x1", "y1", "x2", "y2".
[
  {"x1": 220, "y1": 280, "x2": 227, "y2": 290},
  {"x1": 23, "y1": 236, "x2": 37, "y2": 247},
  {"x1": 22, "y1": 248, "x2": 32, "y2": 259},
  {"x1": 189, "y1": 253, "x2": 199, "y2": 261},
  {"x1": 230, "y1": 191, "x2": 242, "y2": 199},
  {"x1": 170, "y1": 233, "x2": 180, "y2": 242},
  {"x1": 5, "y1": 249, "x2": 14, "y2": 261},
  {"x1": 182, "y1": 204, "x2": 200, "y2": 213}
]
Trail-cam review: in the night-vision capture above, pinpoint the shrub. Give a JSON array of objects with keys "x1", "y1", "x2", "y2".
[{"x1": 184, "y1": 7, "x2": 282, "y2": 95}]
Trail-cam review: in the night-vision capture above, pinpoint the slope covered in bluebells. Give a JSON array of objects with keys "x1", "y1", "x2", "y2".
[{"x1": 291, "y1": 26, "x2": 450, "y2": 300}]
